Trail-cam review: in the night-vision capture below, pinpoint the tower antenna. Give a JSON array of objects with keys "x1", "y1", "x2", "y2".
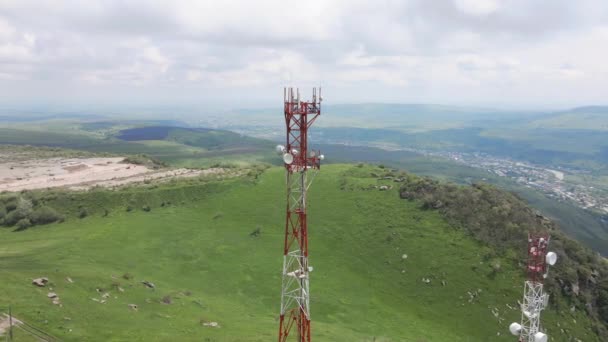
[
  {"x1": 276, "y1": 87, "x2": 323, "y2": 342},
  {"x1": 509, "y1": 234, "x2": 558, "y2": 342}
]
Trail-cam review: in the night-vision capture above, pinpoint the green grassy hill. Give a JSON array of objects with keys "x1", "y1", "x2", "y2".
[{"x1": 0, "y1": 165, "x2": 602, "y2": 341}]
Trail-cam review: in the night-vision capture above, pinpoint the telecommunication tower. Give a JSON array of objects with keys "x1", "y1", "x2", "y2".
[
  {"x1": 509, "y1": 234, "x2": 558, "y2": 342},
  {"x1": 276, "y1": 87, "x2": 323, "y2": 342}
]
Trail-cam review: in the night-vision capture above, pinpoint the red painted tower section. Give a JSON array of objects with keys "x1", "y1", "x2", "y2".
[
  {"x1": 511, "y1": 233, "x2": 555, "y2": 342},
  {"x1": 526, "y1": 234, "x2": 550, "y2": 284},
  {"x1": 278, "y1": 88, "x2": 322, "y2": 342}
]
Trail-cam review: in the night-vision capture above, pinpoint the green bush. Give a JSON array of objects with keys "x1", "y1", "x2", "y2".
[
  {"x1": 15, "y1": 218, "x2": 32, "y2": 231},
  {"x1": 0, "y1": 206, "x2": 6, "y2": 220},
  {"x1": 4, "y1": 199, "x2": 18, "y2": 212},
  {"x1": 30, "y1": 206, "x2": 63, "y2": 225},
  {"x1": 4, "y1": 207, "x2": 29, "y2": 226},
  {"x1": 78, "y1": 208, "x2": 88, "y2": 219}
]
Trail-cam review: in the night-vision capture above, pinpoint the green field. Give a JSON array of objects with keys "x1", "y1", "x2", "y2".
[{"x1": 0, "y1": 165, "x2": 600, "y2": 341}]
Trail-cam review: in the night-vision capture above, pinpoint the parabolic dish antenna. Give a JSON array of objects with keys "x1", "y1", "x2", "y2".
[
  {"x1": 319, "y1": 154, "x2": 325, "y2": 161},
  {"x1": 283, "y1": 153, "x2": 294, "y2": 165},
  {"x1": 509, "y1": 322, "x2": 522, "y2": 336},
  {"x1": 309, "y1": 151, "x2": 316, "y2": 157},
  {"x1": 276, "y1": 144, "x2": 286, "y2": 155},
  {"x1": 546, "y1": 251, "x2": 557, "y2": 266},
  {"x1": 534, "y1": 332, "x2": 548, "y2": 342}
]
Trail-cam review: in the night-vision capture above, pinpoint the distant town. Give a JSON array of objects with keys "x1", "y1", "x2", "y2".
[{"x1": 411, "y1": 148, "x2": 608, "y2": 215}]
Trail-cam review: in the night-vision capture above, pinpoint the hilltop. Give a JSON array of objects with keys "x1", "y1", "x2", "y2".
[{"x1": 0, "y1": 164, "x2": 604, "y2": 341}]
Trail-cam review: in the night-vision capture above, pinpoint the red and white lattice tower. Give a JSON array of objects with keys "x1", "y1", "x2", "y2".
[
  {"x1": 509, "y1": 234, "x2": 558, "y2": 342},
  {"x1": 277, "y1": 87, "x2": 323, "y2": 342}
]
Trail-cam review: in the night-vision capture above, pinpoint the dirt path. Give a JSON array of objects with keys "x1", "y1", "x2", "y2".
[{"x1": 0, "y1": 157, "x2": 217, "y2": 192}]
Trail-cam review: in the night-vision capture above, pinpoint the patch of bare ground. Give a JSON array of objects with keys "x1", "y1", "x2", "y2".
[
  {"x1": 0, "y1": 156, "x2": 225, "y2": 192},
  {"x1": 0, "y1": 313, "x2": 22, "y2": 335}
]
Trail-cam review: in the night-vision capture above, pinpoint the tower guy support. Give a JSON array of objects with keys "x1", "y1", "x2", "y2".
[
  {"x1": 509, "y1": 234, "x2": 558, "y2": 342},
  {"x1": 277, "y1": 87, "x2": 323, "y2": 342}
]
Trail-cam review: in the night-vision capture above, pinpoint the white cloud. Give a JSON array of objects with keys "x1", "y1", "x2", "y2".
[
  {"x1": 453, "y1": 0, "x2": 501, "y2": 16},
  {"x1": 0, "y1": 0, "x2": 607, "y2": 107}
]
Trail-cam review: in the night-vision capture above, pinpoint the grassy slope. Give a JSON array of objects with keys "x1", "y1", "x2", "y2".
[
  {"x1": 322, "y1": 144, "x2": 608, "y2": 255},
  {"x1": 0, "y1": 165, "x2": 597, "y2": 341}
]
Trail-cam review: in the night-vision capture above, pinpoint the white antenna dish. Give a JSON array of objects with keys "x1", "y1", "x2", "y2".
[
  {"x1": 509, "y1": 322, "x2": 522, "y2": 336},
  {"x1": 534, "y1": 332, "x2": 548, "y2": 342},
  {"x1": 309, "y1": 151, "x2": 316, "y2": 157},
  {"x1": 546, "y1": 252, "x2": 557, "y2": 266},
  {"x1": 523, "y1": 310, "x2": 536, "y2": 318},
  {"x1": 291, "y1": 149, "x2": 299, "y2": 155},
  {"x1": 276, "y1": 144, "x2": 286, "y2": 155},
  {"x1": 283, "y1": 153, "x2": 294, "y2": 165},
  {"x1": 319, "y1": 154, "x2": 325, "y2": 161}
]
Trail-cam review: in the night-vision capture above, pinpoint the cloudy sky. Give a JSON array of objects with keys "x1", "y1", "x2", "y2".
[{"x1": 0, "y1": 0, "x2": 607, "y2": 110}]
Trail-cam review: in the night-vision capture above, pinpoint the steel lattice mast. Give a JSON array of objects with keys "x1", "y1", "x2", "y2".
[
  {"x1": 277, "y1": 87, "x2": 323, "y2": 342},
  {"x1": 509, "y1": 234, "x2": 558, "y2": 342}
]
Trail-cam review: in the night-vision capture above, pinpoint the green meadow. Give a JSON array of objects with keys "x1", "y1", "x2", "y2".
[{"x1": 0, "y1": 165, "x2": 598, "y2": 341}]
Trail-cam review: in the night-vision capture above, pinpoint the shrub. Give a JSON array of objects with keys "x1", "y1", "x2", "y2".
[
  {"x1": 142, "y1": 205, "x2": 151, "y2": 212},
  {"x1": 78, "y1": 208, "x2": 88, "y2": 219},
  {"x1": 4, "y1": 199, "x2": 18, "y2": 212},
  {"x1": 4, "y1": 207, "x2": 30, "y2": 226},
  {"x1": 15, "y1": 218, "x2": 32, "y2": 231},
  {"x1": 0, "y1": 206, "x2": 6, "y2": 220},
  {"x1": 31, "y1": 206, "x2": 63, "y2": 225}
]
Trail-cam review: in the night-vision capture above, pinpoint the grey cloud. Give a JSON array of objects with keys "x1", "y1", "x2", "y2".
[{"x1": 0, "y1": 0, "x2": 607, "y2": 107}]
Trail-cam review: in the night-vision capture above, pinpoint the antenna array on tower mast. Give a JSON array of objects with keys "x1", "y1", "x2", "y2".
[
  {"x1": 276, "y1": 87, "x2": 323, "y2": 342},
  {"x1": 509, "y1": 234, "x2": 558, "y2": 342}
]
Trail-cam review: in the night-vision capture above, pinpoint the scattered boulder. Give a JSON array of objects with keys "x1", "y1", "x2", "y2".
[
  {"x1": 142, "y1": 281, "x2": 155, "y2": 289},
  {"x1": 202, "y1": 321, "x2": 220, "y2": 328},
  {"x1": 47, "y1": 292, "x2": 58, "y2": 299},
  {"x1": 250, "y1": 227, "x2": 261, "y2": 237},
  {"x1": 32, "y1": 277, "x2": 49, "y2": 287},
  {"x1": 161, "y1": 295, "x2": 172, "y2": 305},
  {"x1": 128, "y1": 304, "x2": 138, "y2": 311},
  {"x1": 66, "y1": 277, "x2": 74, "y2": 284},
  {"x1": 401, "y1": 254, "x2": 408, "y2": 260}
]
